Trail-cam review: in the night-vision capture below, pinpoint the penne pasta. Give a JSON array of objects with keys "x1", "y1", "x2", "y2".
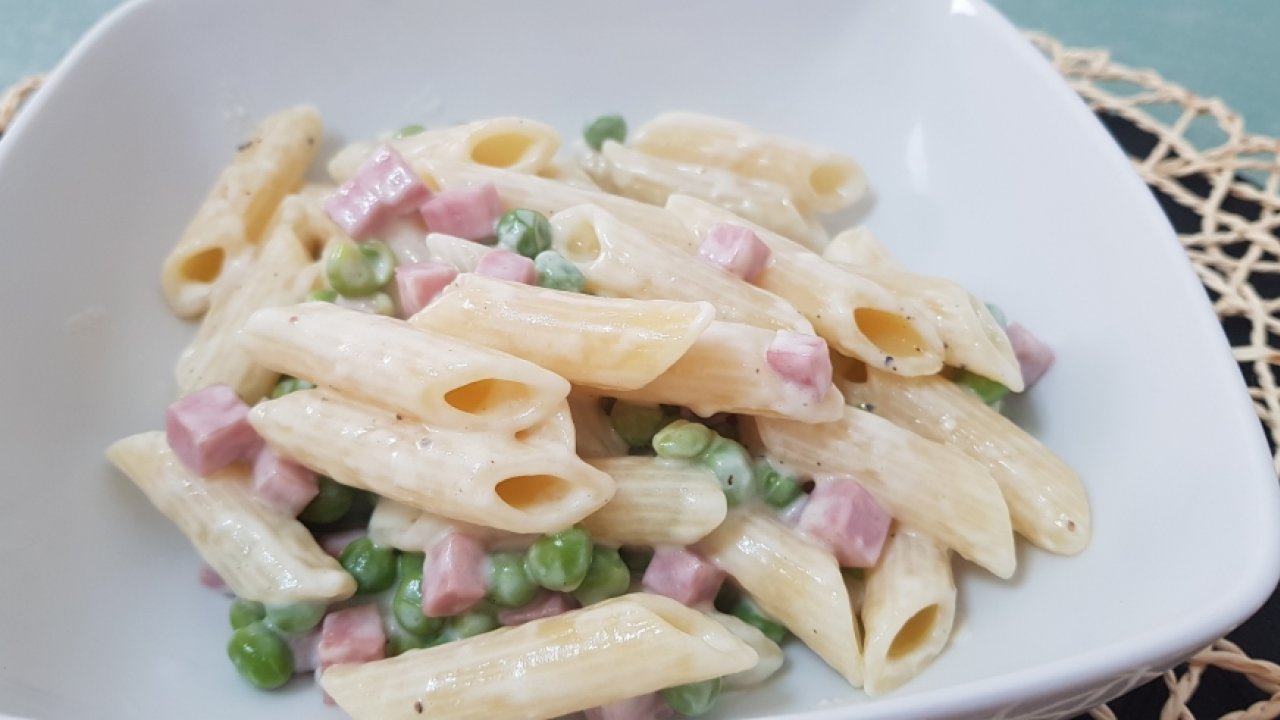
[
  {"x1": 174, "y1": 186, "x2": 336, "y2": 401},
  {"x1": 705, "y1": 611, "x2": 785, "y2": 690},
  {"x1": 368, "y1": 497, "x2": 531, "y2": 552},
  {"x1": 566, "y1": 391, "x2": 629, "y2": 459},
  {"x1": 860, "y1": 527, "x2": 957, "y2": 696},
  {"x1": 320, "y1": 593, "x2": 757, "y2": 720},
  {"x1": 161, "y1": 106, "x2": 322, "y2": 318},
  {"x1": 241, "y1": 302, "x2": 569, "y2": 433},
  {"x1": 581, "y1": 457, "x2": 727, "y2": 547},
  {"x1": 106, "y1": 432, "x2": 354, "y2": 603},
  {"x1": 538, "y1": 155, "x2": 605, "y2": 191},
  {"x1": 837, "y1": 366, "x2": 1090, "y2": 555},
  {"x1": 514, "y1": 399, "x2": 577, "y2": 453},
  {"x1": 695, "y1": 510, "x2": 863, "y2": 687},
  {"x1": 612, "y1": 321, "x2": 845, "y2": 422},
  {"x1": 666, "y1": 195, "x2": 946, "y2": 376},
  {"x1": 756, "y1": 411, "x2": 1017, "y2": 579},
  {"x1": 424, "y1": 231, "x2": 488, "y2": 272},
  {"x1": 823, "y1": 225, "x2": 904, "y2": 270},
  {"x1": 630, "y1": 112, "x2": 867, "y2": 214},
  {"x1": 410, "y1": 273, "x2": 718, "y2": 392},
  {"x1": 328, "y1": 116, "x2": 560, "y2": 181},
  {"x1": 249, "y1": 389, "x2": 614, "y2": 534}
]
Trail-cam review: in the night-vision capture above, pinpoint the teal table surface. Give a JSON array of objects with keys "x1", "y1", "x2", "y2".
[{"x1": 2, "y1": 0, "x2": 1279, "y2": 137}]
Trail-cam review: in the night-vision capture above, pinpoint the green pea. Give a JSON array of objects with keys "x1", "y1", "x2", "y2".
[
  {"x1": 583, "y1": 114, "x2": 627, "y2": 152},
  {"x1": 573, "y1": 546, "x2": 632, "y2": 606},
  {"x1": 496, "y1": 209, "x2": 553, "y2": 259},
  {"x1": 619, "y1": 546, "x2": 653, "y2": 576},
  {"x1": 652, "y1": 419, "x2": 716, "y2": 460},
  {"x1": 270, "y1": 376, "x2": 315, "y2": 399},
  {"x1": 264, "y1": 601, "x2": 326, "y2": 635},
  {"x1": 487, "y1": 552, "x2": 539, "y2": 608},
  {"x1": 985, "y1": 302, "x2": 1008, "y2": 330},
  {"x1": 227, "y1": 621, "x2": 294, "y2": 690},
  {"x1": 325, "y1": 239, "x2": 396, "y2": 297},
  {"x1": 385, "y1": 616, "x2": 435, "y2": 656},
  {"x1": 953, "y1": 369, "x2": 1009, "y2": 406},
  {"x1": 730, "y1": 597, "x2": 787, "y2": 643},
  {"x1": 700, "y1": 437, "x2": 756, "y2": 506},
  {"x1": 394, "y1": 124, "x2": 426, "y2": 138},
  {"x1": 337, "y1": 291, "x2": 396, "y2": 316},
  {"x1": 306, "y1": 287, "x2": 338, "y2": 303},
  {"x1": 339, "y1": 537, "x2": 397, "y2": 594},
  {"x1": 609, "y1": 401, "x2": 669, "y2": 449},
  {"x1": 525, "y1": 527, "x2": 593, "y2": 592},
  {"x1": 446, "y1": 605, "x2": 498, "y2": 640},
  {"x1": 534, "y1": 250, "x2": 587, "y2": 292},
  {"x1": 393, "y1": 575, "x2": 445, "y2": 639},
  {"x1": 756, "y1": 460, "x2": 801, "y2": 508},
  {"x1": 298, "y1": 477, "x2": 355, "y2": 524},
  {"x1": 229, "y1": 598, "x2": 265, "y2": 630},
  {"x1": 397, "y1": 551, "x2": 425, "y2": 581},
  {"x1": 661, "y1": 677, "x2": 721, "y2": 717}
]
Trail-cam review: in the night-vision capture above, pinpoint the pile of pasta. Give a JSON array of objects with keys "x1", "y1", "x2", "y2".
[{"x1": 106, "y1": 107, "x2": 1091, "y2": 719}]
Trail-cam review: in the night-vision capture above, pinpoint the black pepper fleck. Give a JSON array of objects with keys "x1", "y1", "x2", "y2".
[
  {"x1": 288, "y1": 315, "x2": 299, "y2": 323},
  {"x1": 883, "y1": 356, "x2": 894, "y2": 367},
  {"x1": 395, "y1": 413, "x2": 404, "y2": 421},
  {"x1": 414, "y1": 700, "x2": 424, "y2": 714},
  {"x1": 236, "y1": 140, "x2": 254, "y2": 152},
  {"x1": 307, "y1": 136, "x2": 316, "y2": 146}
]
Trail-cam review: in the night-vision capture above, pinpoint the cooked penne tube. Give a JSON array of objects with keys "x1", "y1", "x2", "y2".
[
  {"x1": 706, "y1": 611, "x2": 785, "y2": 690},
  {"x1": 756, "y1": 411, "x2": 1016, "y2": 578},
  {"x1": 425, "y1": 232, "x2": 488, "y2": 271},
  {"x1": 596, "y1": 140, "x2": 818, "y2": 244},
  {"x1": 328, "y1": 116, "x2": 560, "y2": 181},
  {"x1": 581, "y1": 457, "x2": 727, "y2": 546},
  {"x1": 612, "y1": 321, "x2": 844, "y2": 422},
  {"x1": 666, "y1": 195, "x2": 946, "y2": 376},
  {"x1": 241, "y1": 302, "x2": 569, "y2": 433},
  {"x1": 630, "y1": 112, "x2": 867, "y2": 214},
  {"x1": 410, "y1": 273, "x2": 718, "y2": 391},
  {"x1": 368, "y1": 497, "x2": 531, "y2": 552},
  {"x1": 548, "y1": 204, "x2": 812, "y2": 332},
  {"x1": 106, "y1": 432, "x2": 354, "y2": 603},
  {"x1": 249, "y1": 389, "x2": 614, "y2": 534},
  {"x1": 175, "y1": 187, "x2": 336, "y2": 400},
  {"x1": 514, "y1": 399, "x2": 576, "y2": 453},
  {"x1": 837, "y1": 367, "x2": 1090, "y2": 555},
  {"x1": 823, "y1": 226, "x2": 904, "y2": 270},
  {"x1": 566, "y1": 391, "x2": 629, "y2": 458},
  {"x1": 320, "y1": 593, "x2": 757, "y2": 720},
  {"x1": 161, "y1": 106, "x2": 322, "y2": 319},
  {"x1": 860, "y1": 527, "x2": 956, "y2": 696},
  {"x1": 824, "y1": 228, "x2": 1023, "y2": 390},
  {"x1": 695, "y1": 510, "x2": 862, "y2": 687},
  {"x1": 538, "y1": 155, "x2": 604, "y2": 190}
]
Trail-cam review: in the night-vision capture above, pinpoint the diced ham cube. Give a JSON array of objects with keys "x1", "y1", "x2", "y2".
[
  {"x1": 641, "y1": 548, "x2": 724, "y2": 607},
  {"x1": 584, "y1": 693, "x2": 675, "y2": 720},
  {"x1": 319, "y1": 529, "x2": 366, "y2": 559},
  {"x1": 324, "y1": 146, "x2": 433, "y2": 239},
  {"x1": 251, "y1": 446, "x2": 318, "y2": 516},
  {"x1": 475, "y1": 248, "x2": 536, "y2": 284},
  {"x1": 395, "y1": 261, "x2": 459, "y2": 318},
  {"x1": 197, "y1": 564, "x2": 232, "y2": 596},
  {"x1": 165, "y1": 384, "x2": 259, "y2": 476},
  {"x1": 1007, "y1": 322, "x2": 1055, "y2": 389},
  {"x1": 288, "y1": 629, "x2": 322, "y2": 674},
  {"x1": 419, "y1": 183, "x2": 502, "y2": 240},
  {"x1": 766, "y1": 331, "x2": 832, "y2": 400},
  {"x1": 497, "y1": 592, "x2": 577, "y2": 626},
  {"x1": 697, "y1": 223, "x2": 771, "y2": 282},
  {"x1": 318, "y1": 604, "x2": 386, "y2": 672},
  {"x1": 797, "y1": 477, "x2": 891, "y2": 568},
  {"x1": 422, "y1": 533, "x2": 489, "y2": 617}
]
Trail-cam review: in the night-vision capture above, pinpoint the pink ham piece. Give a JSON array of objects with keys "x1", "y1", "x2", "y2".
[
  {"x1": 766, "y1": 331, "x2": 833, "y2": 400},
  {"x1": 584, "y1": 693, "x2": 675, "y2": 720},
  {"x1": 641, "y1": 548, "x2": 724, "y2": 607},
  {"x1": 475, "y1": 248, "x2": 536, "y2": 284},
  {"x1": 165, "y1": 384, "x2": 260, "y2": 476},
  {"x1": 422, "y1": 533, "x2": 489, "y2": 617},
  {"x1": 1007, "y1": 322, "x2": 1055, "y2": 389},
  {"x1": 697, "y1": 223, "x2": 771, "y2": 282},
  {"x1": 318, "y1": 604, "x2": 386, "y2": 672},
  {"x1": 324, "y1": 146, "x2": 433, "y2": 239},
  {"x1": 395, "y1": 261, "x2": 459, "y2": 318},
  {"x1": 797, "y1": 477, "x2": 891, "y2": 568},
  {"x1": 419, "y1": 183, "x2": 502, "y2": 240},
  {"x1": 497, "y1": 592, "x2": 577, "y2": 627},
  {"x1": 251, "y1": 446, "x2": 318, "y2": 516},
  {"x1": 319, "y1": 529, "x2": 366, "y2": 559}
]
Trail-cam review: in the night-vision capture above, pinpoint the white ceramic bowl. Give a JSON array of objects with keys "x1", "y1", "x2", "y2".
[{"x1": 2, "y1": 1, "x2": 1277, "y2": 718}]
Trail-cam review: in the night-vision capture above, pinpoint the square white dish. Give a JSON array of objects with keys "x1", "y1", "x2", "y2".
[{"x1": 1, "y1": 0, "x2": 1277, "y2": 718}]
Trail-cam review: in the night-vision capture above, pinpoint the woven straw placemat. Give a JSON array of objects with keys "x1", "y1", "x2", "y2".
[{"x1": 3, "y1": 32, "x2": 1279, "y2": 719}]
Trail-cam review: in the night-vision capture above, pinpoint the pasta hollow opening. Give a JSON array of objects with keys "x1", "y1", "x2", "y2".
[
  {"x1": 495, "y1": 474, "x2": 572, "y2": 511},
  {"x1": 837, "y1": 356, "x2": 868, "y2": 384},
  {"x1": 443, "y1": 379, "x2": 539, "y2": 418},
  {"x1": 854, "y1": 308, "x2": 927, "y2": 359},
  {"x1": 470, "y1": 133, "x2": 536, "y2": 169},
  {"x1": 560, "y1": 221, "x2": 602, "y2": 263},
  {"x1": 809, "y1": 163, "x2": 851, "y2": 196},
  {"x1": 887, "y1": 604, "x2": 939, "y2": 660},
  {"x1": 181, "y1": 247, "x2": 225, "y2": 283}
]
